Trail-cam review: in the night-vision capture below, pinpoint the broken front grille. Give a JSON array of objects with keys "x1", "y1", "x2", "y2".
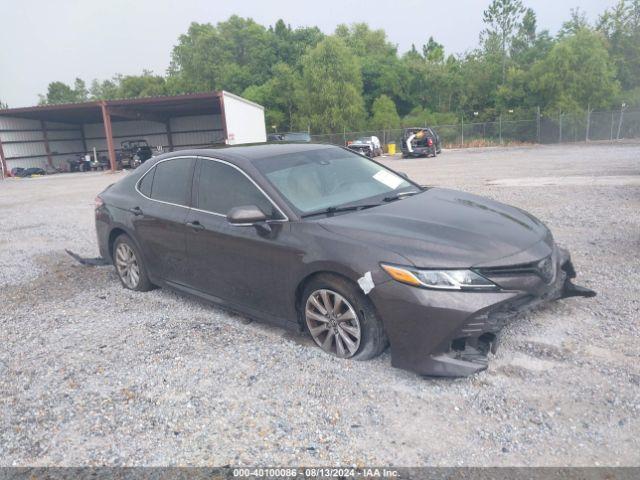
[{"x1": 477, "y1": 254, "x2": 555, "y2": 284}]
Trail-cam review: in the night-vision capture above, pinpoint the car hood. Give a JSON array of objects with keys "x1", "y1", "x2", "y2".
[{"x1": 318, "y1": 188, "x2": 552, "y2": 268}]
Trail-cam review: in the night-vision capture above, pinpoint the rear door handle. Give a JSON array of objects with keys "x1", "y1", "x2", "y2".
[
  {"x1": 128, "y1": 206, "x2": 143, "y2": 216},
  {"x1": 186, "y1": 220, "x2": 204, "y2": 231}
]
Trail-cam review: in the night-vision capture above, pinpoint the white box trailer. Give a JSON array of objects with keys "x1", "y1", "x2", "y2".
[
  {"x1": 0, "y1": 91, "x2": 267, "y2": 175},
  {"x1": 221, "y1": 91, "x2": 267, "y2": 145}
]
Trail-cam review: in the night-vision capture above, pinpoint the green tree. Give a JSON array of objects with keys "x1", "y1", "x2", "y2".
[
  {"x1": 499, "y1": 9, "x2": 555, "y2": 109},
  {"x1": 87, "y1": 72, "x2": 168, "y2": 100},
  {"x1": 458, "y1": 49, "x2": 503, "y2": 113},
  {"x1": 117, "y1": 72, "x2": 167, "y2": 98},
  {"x1": 73, "y1": 79, "x2": 88, "y2": 101},
  {"x1": 38, "y1": 78, "x2": 88, "y2": 104},
  {"x1": 559, "y1": 7, "x2": 590, "y2": 37},
  {"x1": 243, "y1": 63, "x2": 299, "y2": 131},
  {"x1": 370, "y1": 95, "x2": 400, "y2": 130},
  {"x1": 598, "y1": 0, "x2": 640, "y2": 91},
  {"x1": 90, "y1": 77, "x2": 120, "y2": 100},
  {"x1": 423, "y1": 37, "x2": 445, "y2": 63},
  {"x1": 511, "y1": 8, "x2": 554, "y2": 66},
  {"x1": 335, "y1": 23, "x2": 408, "y2": 113},
  {"x1": 530, "y1": 29, "x2": 619, "y2": 112},
  {"x1": 401, "y1": 106, "x2": 458, "y2": 127},
  {"x1": 297, "y1": 37, "x2": 366, "y2": 132},
  {"x1": 168, "y1": 16, "x2": 276, "y2": 95},
  {"x1": 482, "y1": 0, "x2": 526, "y2": 83},
  {"x1": 269, "y1": 19, "x2": 324, "y2": 67}
]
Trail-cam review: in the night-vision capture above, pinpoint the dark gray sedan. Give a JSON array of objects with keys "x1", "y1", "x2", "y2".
[{"x1": 95, "y1": 144, "x2": 594, "y2": 377}]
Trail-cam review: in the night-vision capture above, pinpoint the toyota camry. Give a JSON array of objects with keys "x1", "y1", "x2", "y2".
[{"x1": 95, "y1": 143, "x2": 595, "y2": 377}]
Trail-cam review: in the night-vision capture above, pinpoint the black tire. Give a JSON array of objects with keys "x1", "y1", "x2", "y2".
[
  {"x1": 112, "y1": 234, "x2": 153, "y2": 292},
  {"x1": 301, "y1": 273, "x2": 388, "y2": 361}
]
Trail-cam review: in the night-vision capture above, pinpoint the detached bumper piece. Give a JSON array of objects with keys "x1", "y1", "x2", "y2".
[
  {"x1": 562, "y1": 281, "x2": 596, "y2": 298},
  {"x1": 65, "y1": 249, "x2": 110, "y2": 266},
  {"x1": 559, "y1": 260, "x2": 597, "y2": 298},
  {"x1": 420, "y1": 255, "x2": 596, "y2": 377}
]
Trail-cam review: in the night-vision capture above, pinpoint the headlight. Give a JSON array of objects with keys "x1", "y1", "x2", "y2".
[{"x1": 381, "y1": 264, "x2": 498, "y2": 291}]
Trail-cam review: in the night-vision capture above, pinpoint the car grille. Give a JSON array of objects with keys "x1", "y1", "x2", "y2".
[{"x1": 477, "y1": 254, "x2": 555, "y2": 284}]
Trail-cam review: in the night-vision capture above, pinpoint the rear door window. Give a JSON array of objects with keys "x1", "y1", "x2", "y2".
[
  {"x1": 195, "y1": 159, "x2": 282, "y2": 219},
  {"x1": 138, "y1": 168, "x2": 154, "y2": 197},
  {"x1": 148, "y1": 158, "x2": 195, "y2": 206}
]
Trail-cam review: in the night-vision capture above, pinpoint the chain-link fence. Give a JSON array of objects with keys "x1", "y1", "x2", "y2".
[{"x1": 309, "y1": 107, "x2": 640, "y2": 150}]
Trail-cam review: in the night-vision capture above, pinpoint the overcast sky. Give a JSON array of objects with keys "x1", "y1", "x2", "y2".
[{"x1": 0, "y1": 0, "x2": 618, "y2": 107}]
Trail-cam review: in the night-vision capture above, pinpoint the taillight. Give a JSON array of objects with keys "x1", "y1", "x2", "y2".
[
  {"x1": 427, "y1": 138, "x2": 433, "y2": 146},
  {"x1": 95, "y1": 196, "x2": 104, "y2": 209}
]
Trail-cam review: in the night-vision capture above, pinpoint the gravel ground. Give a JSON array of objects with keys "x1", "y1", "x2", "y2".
[{"x1": 0, "y1": 142, "x2": 639, "y2": 467}]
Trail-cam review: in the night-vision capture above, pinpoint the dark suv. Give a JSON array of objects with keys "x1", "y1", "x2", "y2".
[
  {"x1": 118, "y1": 140, "x2": 153, "y2": 168},
  {"x1": 401, "y1": 127, "x2": 441, "y2": 158}
]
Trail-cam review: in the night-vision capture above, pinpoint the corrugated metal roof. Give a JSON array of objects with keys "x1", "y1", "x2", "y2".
[{"x1": 0, "y1": 91, "x2": 228, "y2": 124}]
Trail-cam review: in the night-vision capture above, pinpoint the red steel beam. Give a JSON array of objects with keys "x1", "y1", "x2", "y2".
[
  {"x1": 101, "y1": 102, "x2": 117, "y2": 172},
  {"x1": 41, "y1": 120, "x2": 54, "y2": 168},
  {"x1": 0, "y1": 134, "x2": 8, "y2": 177}
]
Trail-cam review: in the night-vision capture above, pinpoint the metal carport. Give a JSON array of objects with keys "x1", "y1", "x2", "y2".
[{"x1": 0, "y1": 91, "x2": 266, "y2": 176}]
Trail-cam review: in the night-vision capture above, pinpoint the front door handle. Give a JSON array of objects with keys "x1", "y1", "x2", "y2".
[
  {"x1": 186, "y1": 220, "x2": 204, "y2": 231},
  {"x1": 128, "y1": 206, "x2": 143, "y2": 216}
]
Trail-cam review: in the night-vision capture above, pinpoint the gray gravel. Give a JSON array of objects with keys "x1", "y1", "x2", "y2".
[{"x1": 0, "y1": 142, "x2": 639, "y2": 466}]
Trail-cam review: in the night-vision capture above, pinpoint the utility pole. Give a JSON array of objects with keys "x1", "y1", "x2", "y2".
[
  {"x1": 616, "y1": 103, "x2": 626, "y2": 140},
  {"x1": 610, "y1": 112, "x2": 614, "y2": 141},
  {"x1": 585, "y1": 104, "x2": 591, "y2": 142},
  {"x1": 499, "y1": 114, "x2": 502, "y2": 145},
  {"x1": 461, "y1": 114, "x2": 464, "y2": 147},
  {"x1": 559, "y1": 112, "x2": 563, "y2": 143},
  {"x1": 536, "y1": 106, "x2": 541, "y2": 143}
]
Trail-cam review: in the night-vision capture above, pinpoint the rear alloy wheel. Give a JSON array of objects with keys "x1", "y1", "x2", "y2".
[
  {"x1": 115, "y1": 242, "x2": 140, "y2": 289},
  {"x1": 302, "y1": 274, "x2": 387, "y2": 361},
  {"x1": 113, "y1": 234, "x2": 153, "y2": 291},
  {"x1": 305, "y1": 289, "x2": 361, "y2": 358}
]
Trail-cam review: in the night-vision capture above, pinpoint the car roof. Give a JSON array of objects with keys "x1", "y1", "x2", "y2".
[{"x1": 148, "y1": 143, "x2": 340, "y2": 168}]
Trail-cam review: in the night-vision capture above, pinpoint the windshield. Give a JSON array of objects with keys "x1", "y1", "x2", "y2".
[{"x1": 253, "y1": 147, "x2": 419, "y2": 214}]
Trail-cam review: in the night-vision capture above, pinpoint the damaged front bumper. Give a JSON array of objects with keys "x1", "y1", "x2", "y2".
[
  {"x1": 370, "y1": 247, "x2": 595, "y2": 377},
  {"x1": 347, "y1": 145, "x2": 374, "y2": 157}
]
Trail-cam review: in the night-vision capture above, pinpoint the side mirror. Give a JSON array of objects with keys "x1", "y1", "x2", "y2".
[
  {"x1": 227, "y1": 205, "x2": 268, "y2": 225},
  {"x1": 398, "y1": 171, "x2": 409, "y2": 179}
]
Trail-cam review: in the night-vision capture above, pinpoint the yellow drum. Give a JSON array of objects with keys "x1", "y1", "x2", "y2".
[{"x1": 386, "y1": 143, "x2": 396, "y2": 155}]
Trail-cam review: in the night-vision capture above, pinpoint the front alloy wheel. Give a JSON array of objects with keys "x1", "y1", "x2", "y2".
[{"x1": 305, "y1": 289, "x2": 361, "y2": 358}]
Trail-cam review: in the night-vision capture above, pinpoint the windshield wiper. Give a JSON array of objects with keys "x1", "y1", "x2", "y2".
[
  {"x1": 383, "y1": 190, "x2": 421, "y2": 202},
  {"x1": 301, "y1": 203, "x2": 380, "y2": 218}
]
